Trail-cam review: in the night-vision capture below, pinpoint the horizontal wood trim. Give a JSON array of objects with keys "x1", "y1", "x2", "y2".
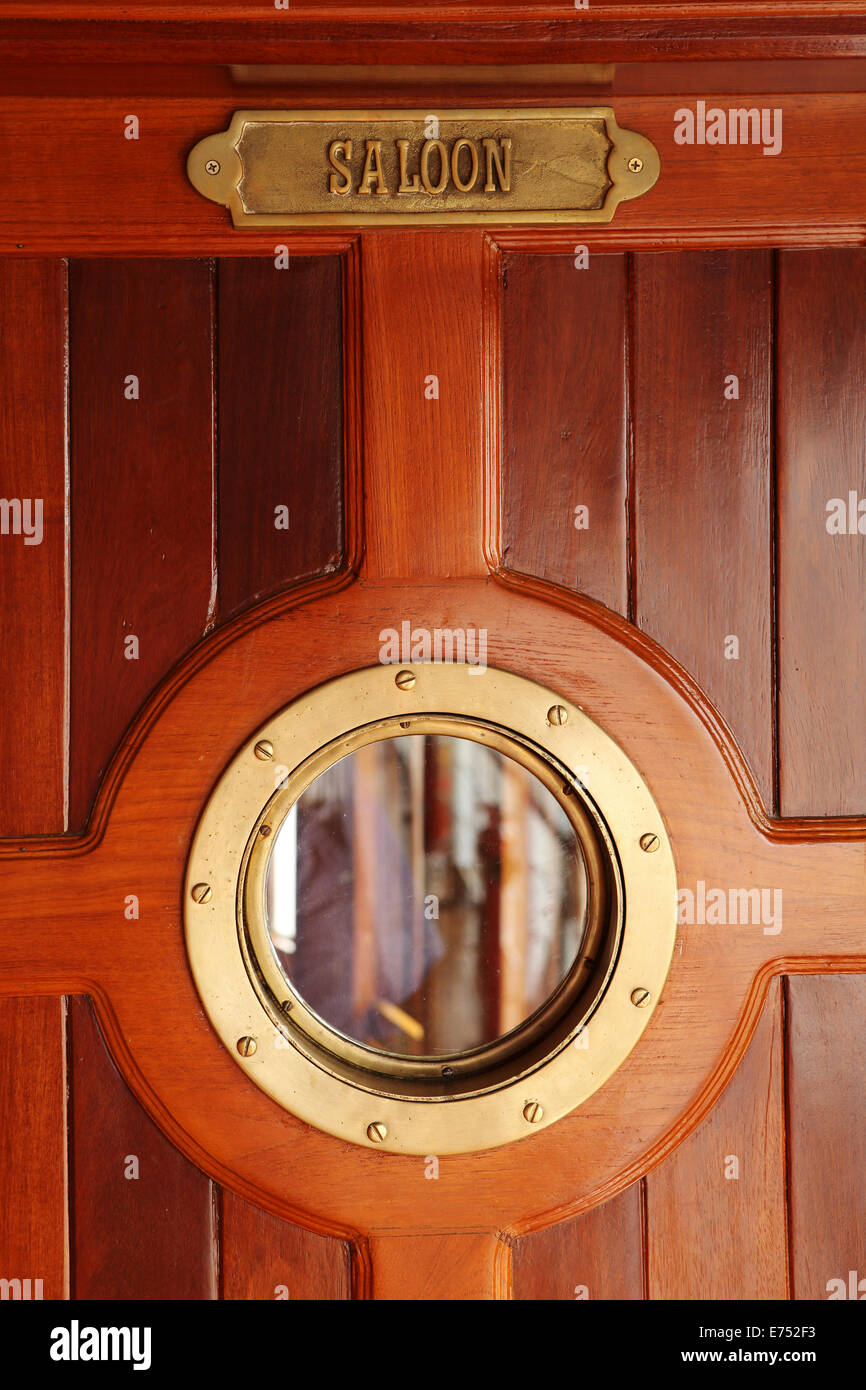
[
  {"x1": 2, "y1": 14, "x2": 866, "y2": 67},
  {"x1": 2, "y1": 95, "x2": 866, "y2": 254}
]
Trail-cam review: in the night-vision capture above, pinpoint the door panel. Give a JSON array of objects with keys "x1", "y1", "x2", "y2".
[{"x1": 0, "y1": 40, "x2": 864, "y2": 1302}]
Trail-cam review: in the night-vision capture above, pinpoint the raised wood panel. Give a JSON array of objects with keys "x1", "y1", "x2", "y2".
[
  {"x1": 513, "y1": 1183, "x2": 644, "y2": 1300},
  {"x1": 360, "y1": 231, "x2": 485, "y2": 580},
  {"x1": 786, "y1": 975, "x2": 866, "y2": 1301},
  {"x1": 633, "y1": 249, "x2": 775, "y2": 812},
  {"x1": 220, "y1": 1191, "x2": 352, "y2": 1301},
  {"x1": 368, "y1": 1232, "x2": 507, "y2": 1301},
  {"x1": 777, "y1": 249, "x2": 866, "y2": 817},
  {"x1": 216, "y1": 255, "x2": 345, "y2": 621},
  {"x1": 646, "y1": 977, "x2": 787, "y2": 1300},
  {"x1": 68, "y1": 258, "x2": 214, "y2": 831},
  {"x1": 68, "y1": 996, "x2": 217, "y2": 1300},
  {"x1": 0, "y1": 996, "x2": 67, "y2": 1300},
  {"x1": 0, "y1": 260, "x2": 67, "y2": 836},
  {"x1": 500, "y1": 251, "x2": 628, "y2": 615}
]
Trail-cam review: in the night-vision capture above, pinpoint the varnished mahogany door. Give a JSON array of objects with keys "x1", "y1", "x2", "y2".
[{"x1": 1, "y1": 17, "x2": 865, "y2": 1303}]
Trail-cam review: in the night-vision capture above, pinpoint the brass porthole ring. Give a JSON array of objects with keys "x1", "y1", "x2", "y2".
[{"x1": 184, "y1": 663, "x2": 677, "y2": 1155}]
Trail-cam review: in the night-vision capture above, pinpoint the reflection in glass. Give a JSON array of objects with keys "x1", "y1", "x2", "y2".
[{"x1": 265, "y1": 734, "x2": 588, "y2": 1057}]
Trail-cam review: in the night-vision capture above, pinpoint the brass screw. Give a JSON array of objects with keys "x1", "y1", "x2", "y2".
[
  {"x1": 631, "y1": 988, "x2": 651, "y2": 1008},
  {"x1": 190, "y1": 882, "x2": 212, "y2": 904},
  {"x1": 640, "y1": 832, "x2": 660, "y2": 853},
  {"x1": 547, "y1": 705, "x2": 568, "y2": 726},
  {"x1": 205, "y1": 160, "x2": 221, "y2": 175},
  {"x1": 523, "y1": 1101, "x2": 544, "y2": 1124},
  {"x1": 237, "y1": 1035, "x2": 257, "y2": 1056},
  {"x1": 259, "y1": 824, "x2": 272, "y2": 837},
  {"x1": 366, "y1": 1121, "x2": 388, "y2": 1143},
  {"x1": 254, "y1": 739, "x2": 274, "y2": 761},
  {"x1": 280, "y1": 999, "x2": 293, "y2": 1013},
  {"x1": 628, "y1": 156, "x2": 643, "y2": 173},
  {"x1": 395, "y1": 670, "x2": 416, "y2": 691}
]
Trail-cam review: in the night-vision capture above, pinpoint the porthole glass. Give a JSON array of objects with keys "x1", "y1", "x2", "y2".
[{"x1": 264, "y1": 733, "x2": 590, "y2": 1058}]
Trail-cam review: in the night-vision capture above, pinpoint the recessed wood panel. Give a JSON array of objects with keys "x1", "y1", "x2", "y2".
[
  {"x1": 513, "y1": 1182, "x2": 644, "y2": 1300},
  {"x1": 220, "y1": 1191, "x2": 352, "y2": 1300},
  {"x1": 217, "y1": 255, "x2": 345, "y2": 620},
  {"x1": 67, "y1": 259, "x2": 215, "y2": 831},
  {"x1": 0, "y1": 996, "x2": 67, "y2": 1300},
  {"x1": 68, "y1": 996, "x2": 217, "y2": 1300},
  {"x1": 633, "y1": 249, "x2": 775, "y2": 812},
  {"x1": 0, "y1": 260, "x2": 67, "y2": 835},
  {"x1": 646, "y1": 978, "x2": 787, "y2": 1299},
  {"x1": 777, "y1": 249, "x2": 866, "y2": 817},
  {"x1": 786, "y1": 975, "x2": 866, "y2": 1301},
  {"x1": 500, "y1": 251, "x2": 628, "y2": 614}
]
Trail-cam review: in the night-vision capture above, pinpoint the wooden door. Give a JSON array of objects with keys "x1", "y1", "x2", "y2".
[{"x1": 1, "y1": 9, "x2": 865, "y2": 1306}]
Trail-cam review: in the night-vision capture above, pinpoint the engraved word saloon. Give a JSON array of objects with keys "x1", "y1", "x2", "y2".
[{"x1": 326, "y1": 134, "x2": 512, "y2": 197}]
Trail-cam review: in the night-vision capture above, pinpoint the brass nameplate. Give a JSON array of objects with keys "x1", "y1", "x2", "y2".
[{"x1": 187, "y1": 108, "x2": 659, "y2": 227}]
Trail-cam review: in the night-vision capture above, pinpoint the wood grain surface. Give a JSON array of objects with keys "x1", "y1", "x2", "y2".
[
  {"x1": 0, "y1": 260, "x2": 67, "y2": 836},
  {"x1": 513, "y1": 1182, "x2": 644, "y2": 1300},
  {"x1": 786, "y1": 975, "x2": 866, "y2": 1301},
  {"x1": 220, "y1": 1191, "x2": 352, "y2": 1300},
  {"x1": 777, "y1": 249, "x2": 866, "y2": 817},
  {"x1": 68, "y1": 259, "x2": 214, "y2": 830},
  {"x1": 500, "y1": 251, "x2": 628, "y2": 614},
  {"x1": 646, "y1": 977, "x2": 787, "y2": 1299},
  {"x1": 68, "y1": 996, "x2": 217, "y2": 1299},
  {"x1": 217, "y1": 255, "x2": 346, "y2": 619},
  {"x1": 0, "y1": 997, "x2": 67, "y2": 1299},
  {"x1": 633, "y1": 250, "x2": 775, "y2": 812}
]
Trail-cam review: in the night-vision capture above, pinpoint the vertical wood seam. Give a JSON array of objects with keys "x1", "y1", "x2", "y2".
[
  {"x1": 781, "y1": 973, "x2": 795, "y2": 1300},
  {"x1": 342, "y1": 237, "x2": 364, "y2": 581},
  {"x1": 625, "y1": 250, "x2": 637, "y2": 626},
  {"x1": 770, "y1": 248, "x2": 780, "y2": 818},
  {"x1": 206, "y1": 256, "x2": 218, "y2": 635},
  {"x1": 481, "y1": 232, "x2": 503, "y2": 574},
  {"x1": 639, "y1": 1175, "x2": 649, "y2": 1300},
  {"x1": 61, "y1": 259, "x2": 71, "y2": 833}
]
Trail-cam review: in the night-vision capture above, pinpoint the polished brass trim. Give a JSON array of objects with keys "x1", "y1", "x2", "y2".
[
  {"x1": 186, "y1": 108, "x2": 659, "y2": 227},
  {"x1": 184, "y1": 663, "x2": 677, "y2": 1155},
  {"x1": 241, "y1": 712, "x2": 618, "y2": 1096}
]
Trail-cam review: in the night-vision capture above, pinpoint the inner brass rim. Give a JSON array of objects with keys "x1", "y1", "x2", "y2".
[{"x1": 240, "y1": 712, "x2": 624, "y2": 1102}]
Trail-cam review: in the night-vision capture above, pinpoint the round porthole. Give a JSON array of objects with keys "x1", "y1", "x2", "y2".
[{"x1": 184, "y1": 663, "x2": 677, "y2": 1154}]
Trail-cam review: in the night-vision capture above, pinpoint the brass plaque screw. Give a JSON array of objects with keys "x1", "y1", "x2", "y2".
[
  {"x1": 367, "y1": 1122, "x2": 388, "y2": 1143},
  {"x1": 395, "y1": 670, "x2": 416, "y2": 691},
  {"x1": 523, "y1": 1101, "x2": 544, "y2": 1124},
  {"x1": 190, "y1": 882, "x2": 212, "y2": 904},
  {"x1": 205, "y1": 160, "x2": 221, "y2": 175},
  {"x1": 640, "y1": 832, "x2": 660, "y2": 853},
  {"x1": 237, "y1": 1035, "x2": 257, "y2": 1056},
  {"x1": 631, "y1": 988, "x2": 651, "y2": 1008},
  {"x1": 254, "y1": 739, "x2": 274, "y2": 760},
  {"x1": 628, "y1": 157, "x2": 644, "y2": 173},
  {"x1": 547, "y1": 705, "x2": 568, "y2": 726}
]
